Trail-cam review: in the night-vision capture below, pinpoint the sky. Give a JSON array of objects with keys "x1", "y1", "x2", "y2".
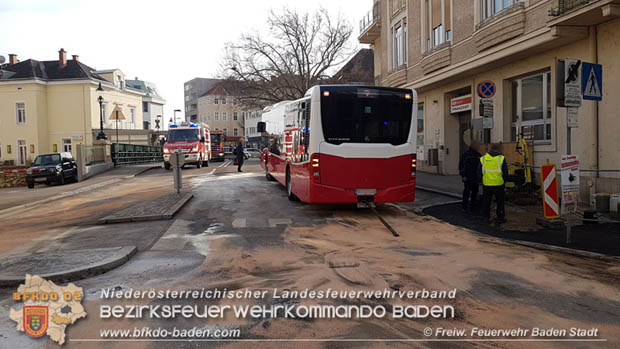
[{"x1": 0, "y1": 0, "x2": 369, "y2": 120}]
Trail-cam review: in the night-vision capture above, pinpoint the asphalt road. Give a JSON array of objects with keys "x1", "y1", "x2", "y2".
[{"x1": 1, "y1": 160, "x2": 619, "y2": 348}]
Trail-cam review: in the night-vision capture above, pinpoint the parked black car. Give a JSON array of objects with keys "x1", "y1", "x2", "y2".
[{"x1": 26, "y1": 152, "x2": 78, "y2": 189}]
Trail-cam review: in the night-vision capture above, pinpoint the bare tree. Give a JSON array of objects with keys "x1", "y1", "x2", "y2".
[{"x1": 221, "y1": 7, "x2": 354, "y2": 108}]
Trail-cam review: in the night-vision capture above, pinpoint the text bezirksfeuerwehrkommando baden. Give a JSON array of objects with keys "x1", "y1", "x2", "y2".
[
  {"x1": 100, "y1": 287, "x2": 457, "y2": 301},
  {"x1": 99, "y1": 288, "x2": 458, "y2": 320}
]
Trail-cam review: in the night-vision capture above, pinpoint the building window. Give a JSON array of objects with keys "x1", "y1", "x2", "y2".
[
  {"x1": 222, "y1": 98, "x2": 227, "y2": 105},
  {"x1": 233, "y1": 112, "x2": 238, "y2": 121},
  {"x1": 233, "y1": 128, "x2": 238, "y2": 136},
  {"x1": 116, "y1": 75, "x2": 123, "y2": 89},
  {"x1": 207, "y1": 113, "x2": 211, "y2": 121},
  {"x1": 482, "y1": 0, "x2": 522, "y2": 20},
  {"x1": 392, "y1": 21, "x2": 407, "y2": 68},
  {"x1": 215, "y1": 112, "x2": 219, "y2": 121},
  {"x1": 424, "y1": 0, "x2": 452, "y2": 51},
  {"x1": 62, "y1": 138, "x2": 72, "y2": 153},
  {"x1": 223, "y1": 112, "x2": 227, "y2": 121},
  {"x1": 143, "y1": 102, "x2": 149, "y2": 112},
  {"x1": 223, "y1": 128, "x2": 227, "y2": 136},
  {"x1": 185, "y1": 84, "x2": 191, "y2": 91},
  {"x1": 130, "y1": 108, "x2": 136, "y2": 125},
  {"x1": 16, "y1": 103, "x2": 26, "y2": 125},
  {"x1": 511, "y1": 71, "x2": 552, "y2": 142},
  {"x1": 214, "y1": 97, "x2": 219, "y2": 105}
]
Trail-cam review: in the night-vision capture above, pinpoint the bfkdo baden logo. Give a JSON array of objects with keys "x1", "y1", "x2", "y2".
[
  {"x1": 23, "y1": 305, "x2": 49, "y2": 337},
  {"x1": 10, "y1": 274, "x2": 87, "y2": 345}
]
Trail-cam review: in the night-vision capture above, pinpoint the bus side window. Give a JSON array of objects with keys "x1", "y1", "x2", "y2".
[{"x1": 302, "y1": 100, "x2": 311, "y2": 160}]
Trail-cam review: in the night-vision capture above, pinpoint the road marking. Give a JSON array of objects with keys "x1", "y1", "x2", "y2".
[
  {"x1": 232, "y1": 218, "x2": 247, "y2": 228},
  {"x1": 217, "y1": 160, "x2": 231, "y2": 168},
  {"x1": 268, "y1": 218, "x2": 292, "y2": 228}
]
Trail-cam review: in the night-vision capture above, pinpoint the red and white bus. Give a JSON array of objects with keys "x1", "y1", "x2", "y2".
[
  {"x1": 260, "y1": 85, "x2": 417, "y2": 204},
  {"x1": 164, "y1": 123, "x2": 211, "y2": 169}
]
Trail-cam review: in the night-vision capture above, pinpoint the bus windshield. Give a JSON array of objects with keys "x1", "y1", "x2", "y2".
[
  {"x1": 320, "y1": 86, "x2": 413, "y2": 145},
  {"x1": 168, "y1": 129, "x2": 199, "y2": 142}
]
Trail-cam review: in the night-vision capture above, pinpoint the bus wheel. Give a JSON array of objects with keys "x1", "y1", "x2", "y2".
[{"x1": 286, "y1": 169, "x2": 299, "y2": 201}]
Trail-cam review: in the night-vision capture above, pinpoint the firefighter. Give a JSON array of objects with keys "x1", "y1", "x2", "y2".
[
  {"x1": 478, "y1": 143, "x2": 508, "y2": 224},
  {"x1": 233, "y1": 143, "x2": 244, "y2": 172},
  {"x1": 459, "y1": 140, "x2": 482, "y2": 213}
]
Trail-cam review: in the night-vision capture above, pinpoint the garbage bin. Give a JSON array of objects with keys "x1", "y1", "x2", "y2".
[{"x1": 595, "y1": 193, "x2": 611, "y2": 213}]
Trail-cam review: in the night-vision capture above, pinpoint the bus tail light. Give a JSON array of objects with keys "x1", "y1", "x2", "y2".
[
  {"x1": 311, "y1": 154, "x2": 320, "y2": 184},
  {"x1": 410, "y1": 154, "x2": 417, "y2": 182}
]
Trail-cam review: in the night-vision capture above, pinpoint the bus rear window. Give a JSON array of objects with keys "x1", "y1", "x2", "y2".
[{"x1": 320, "y1": 87, "x2": 413, "y2": 145}]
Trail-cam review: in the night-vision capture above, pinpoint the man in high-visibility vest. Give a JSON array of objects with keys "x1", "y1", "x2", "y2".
[{"x1": 478, "y1": 143, "x2": 508, "y2": 223}]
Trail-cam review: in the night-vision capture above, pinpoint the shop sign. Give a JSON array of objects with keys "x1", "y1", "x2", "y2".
[{"x1": 450, "y1": 94, "x2": 472, "y2": 114}]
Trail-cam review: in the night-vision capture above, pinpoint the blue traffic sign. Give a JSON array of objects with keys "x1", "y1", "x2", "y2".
[
  {"x1": 582, "y1": 62, "x2": 602, "y2": 101},
  {"x1": 477, "y1": 81, "x2": 496, "y2": 98}
]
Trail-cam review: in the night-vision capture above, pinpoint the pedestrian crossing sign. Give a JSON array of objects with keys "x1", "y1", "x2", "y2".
[{"x1": 581, "y1": 62, "x2": 602, "y2": 101}]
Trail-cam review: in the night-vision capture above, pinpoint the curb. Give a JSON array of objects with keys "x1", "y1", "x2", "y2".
[
  {"x1": 509, "y1": 240, "x2": 620, "y2": 263},
  {"x1": 0, "y1": 246, "x2": 137, "y2": 288},
  {"x1": 416, "y1": 185, "x2": 462, "y2": 199},
  {"x1": 418, "y1": 201, "x2": 620, "y2": 263},
  {"x1": 122, "y1": 165, "x2": 162, "y2": 179},
  {"x1": 98, "y1": 193, "x2": 193, "y2": 224}
]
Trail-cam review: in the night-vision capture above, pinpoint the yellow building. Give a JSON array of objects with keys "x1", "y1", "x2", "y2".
[
  {"x1": 360, "y1": 0, "x2": 620, "y2": 195},
  {"x1": 0, "y1": 49, "x2": 146, "y2": 165}
]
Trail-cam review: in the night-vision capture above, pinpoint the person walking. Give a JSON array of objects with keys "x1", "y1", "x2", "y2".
[
  {"x1": 478, "y1": 143, "x2": 508, "y2": 224},
  {"x1": 459, "y1": 140, "x2": 482, "y2": 212},
  {"x1": 233, "y1": 143, "x2": 244, "y2": 172}
]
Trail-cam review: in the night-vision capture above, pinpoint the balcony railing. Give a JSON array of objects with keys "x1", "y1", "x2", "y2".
[
  {"x1": 360, "y1": 3, "x2": 380, "y2": 34},
  {"x1": 550, "y1": 0, "x2": 598, "y2": 16}
]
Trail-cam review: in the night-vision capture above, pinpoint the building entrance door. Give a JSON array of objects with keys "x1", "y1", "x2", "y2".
[
  {"x1": 17, "y1": 140, "x2": 27, "y2": 166},
  {"x1": 458, "y1": 112, "x2": 472, "y2": 155}
]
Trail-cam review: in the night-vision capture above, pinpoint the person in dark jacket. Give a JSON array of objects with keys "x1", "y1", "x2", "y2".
[
  {"x1": 233, "y1": 143, "x2": 244, "y2": 172},
  {"x1": 478, "y1": 143, "x2": 509, "y2": 223},
  {"x1": 459, "y1": 140, "x2": 482, "y2": 212}
]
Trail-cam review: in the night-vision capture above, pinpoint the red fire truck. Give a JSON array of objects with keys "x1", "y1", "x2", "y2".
[
  {"x1": 210, "y1": 130, "x2": 226, "y2": 162},
  {"x1": 164, "y1": 123, "x2": 211, "y2": 170}
]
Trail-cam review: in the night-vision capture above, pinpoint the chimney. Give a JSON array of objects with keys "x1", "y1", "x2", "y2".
[
  {"x1": 8, "y1": 54, "x2": 17, "y2": 65},
  {"x1": 58, "y1": 48, "x2": 67, "y2": 67},
  {"x1": 72, "y1": 55, "x2": 79, "y2": 62}
]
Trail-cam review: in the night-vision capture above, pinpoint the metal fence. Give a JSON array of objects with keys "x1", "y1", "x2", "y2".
[
  {"x1": 85, "y1": 145, "x2": 107, "y2": 166},
  {"x1": 359, "y1": 2, "x2": 380, "y2": 34},
  {"x1": 111, "y1": 143, "x2": 163, "y2": 167},
  {"x1": 553, "y1": 0, "x2": 598, "y2": 15}
]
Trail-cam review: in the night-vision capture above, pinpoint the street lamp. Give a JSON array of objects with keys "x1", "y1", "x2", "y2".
[
  {"x1": 96, "y1": 83, "x2": 107, "y2": 140},
  {"x1": 173, "y1": 109, "x2": 182, "y2": 124}
]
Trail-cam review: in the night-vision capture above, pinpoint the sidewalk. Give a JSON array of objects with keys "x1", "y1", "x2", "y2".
[
  {"x1": 0, "y1": 163, "x2": 161, "y2": 213},
  {"x1": 416, "y1": 171, "x2": 462, "y2": 198}
]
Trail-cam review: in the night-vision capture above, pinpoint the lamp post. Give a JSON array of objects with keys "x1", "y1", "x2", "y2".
[{"x1": 96, "y1": 83, "x2": 107, "y2": 140}]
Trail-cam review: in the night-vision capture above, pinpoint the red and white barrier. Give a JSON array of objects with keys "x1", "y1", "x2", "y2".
[{"x1": 541, "y1": 163, "x2": 560, "y2": 219}]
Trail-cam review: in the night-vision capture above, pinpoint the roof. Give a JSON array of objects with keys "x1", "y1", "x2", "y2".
[
  {"x1": 332, "y1": 48, "x2": 374, "y2": 84},
  {"x1": 0, "y1": 58, "x2": 108, "y2": 82},
  {"x1": 201, "y1": 82, "x2": 232, "y2": 97},
  {"x1": 126, "y1": 79, "x2": 165, "y2": 102}
]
